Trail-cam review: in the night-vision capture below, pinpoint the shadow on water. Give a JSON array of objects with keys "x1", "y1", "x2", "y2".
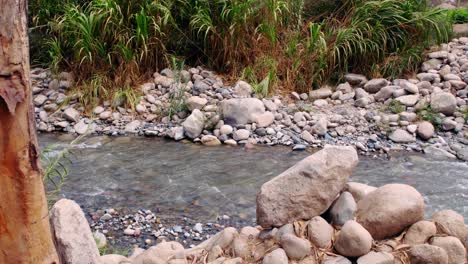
[{"x1": 39, "y1": 134, "x2": 468, "y2": 222}]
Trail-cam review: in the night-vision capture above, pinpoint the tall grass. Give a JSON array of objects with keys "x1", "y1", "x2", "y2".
[{"x1": 30, "y1": 0, "x2": 452, "y2": 95}]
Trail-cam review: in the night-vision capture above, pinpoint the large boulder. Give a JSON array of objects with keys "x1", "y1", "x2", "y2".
[
  {"x1": 182, "y1": 109, "x2": 205, "y2": 139},
  {"x1": 49, "y1": 199, "x2": 100, "y2": 264},
  {"x1": 356, "y1": 184, "x2": 424, "y2": 240},
  {"x1": 334, "y1": 220, "x2": 373, "y2": 257},
  {"x1": 307, "y1": 216, "x2": 334, "y2": 248},
  {"x1": 430, "y1": 92, "x2": 457, "y2": 115},
  {"x1": 220, "y1": 98, "x2": 265, "y2": 125},
  {"x1": 256, "y1": 146, "x2": 358, "y2": 228}
]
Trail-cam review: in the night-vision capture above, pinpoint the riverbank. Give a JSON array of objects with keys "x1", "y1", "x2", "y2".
[{"x1": 32, "y1": 38, "x2": 468, "y2": 161}]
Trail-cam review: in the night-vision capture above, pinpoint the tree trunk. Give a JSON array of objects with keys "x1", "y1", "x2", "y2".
[{"x1": 0, "y1": 0, "x2": 60, "y2": 263}]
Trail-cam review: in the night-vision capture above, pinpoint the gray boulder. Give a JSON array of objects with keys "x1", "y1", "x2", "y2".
[
  {"x1": 364, "y1": 78, "x2": 387, "y2": 93},
  {"x1": 329, "y1": 192, "x2": 357, "y2": 226},
  {"x1": 256, "y1": 145, "x2": 358, "y2": 228},
  {"x1": 389, "y1": 129, "x2": 416, "y2": 143},
  {"x1": 182, "y1": 109, "x2": 205, "y2": 139},
  {"x1": 431, "y1": 92, "x2": 457, "y2": 115},
  {"x1": 221, "y1": 98, "x2": 265, "y2": 125}
]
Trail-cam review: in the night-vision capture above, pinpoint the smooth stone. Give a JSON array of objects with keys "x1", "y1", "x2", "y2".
[
  {"x1": 63, "y1": 107, "x2": 80, "y2": 122},
  {"x1": 280, "y1": 234, "x2": 311, "y2": 260},
  {"x1": 431, "y1": 92, "x2": 457, "y2": 115},
  {"x1": 50, "y1": 199, "x2": 100, "y2": 264},
  {"x1": 34, "y1": 94, "x2": 48, "y2": 106},
  {"x1": 430, "y1": 236, "x2": 466, "y2": 264},
  {"x1": 187, "y1": 96, "x2": 208, "y2": 111},
  {"x1": 417, "y1": 121, "x2": 435, "y2": 140},
  {"x1": 329, "y1": 192, "x2": 357, "y2": 226},
  {"x1": 255, "y1": 111, "x2": 275, "y2": 128},
  {"x1": 389, "y1": 129, "x2": 416, "y2": 143},
  {"x1": 395, "y1": 94, "x2": 419, "y2": 106},
  {"x1": 408, "y1": 244, "x2": 448, "y2": 264},
  {"x1": 124, "y1": 120, "x2": 141, "y2": 133},
  {"x1": 323, "y1": 256, "x2": 352, "y2": 264},
  {"x1": 334, "y1": 220, "x2": 373, "y2": 257},
  {"x1": 364, "y1": 78, "x2": 387, "y2": 93},
  {"x1": 356, "y1": 251, "x2": 394, "y2": 264},
  {"x1": 262, "y1": 248, "x2": 288, "y2": 264},
  {"x1": 220, "y1": 125, "x2": 233, "y2": 135},
  {"x1": 309, "y1": 87, "x2": 333, "y2": 99},
  {"x1": 403, "y1": 221, "x2": 437, "y2": 245},
  {"x1": 221, "y1": 98, "x2": 265, "y2": 125},
  {"x1": 201, "y1": 135, "x2": 221, "y2": 146},
  {"x1": 99, "y1": 254, "x2": 131, "y2": 264},
  {"x1": 233, "y1": 129, "x2": 250, "y2": 141},
  {"x1": 344, "y1": 74, "x2": 367, "y2": 86},
  {"x1": 233, "y1": 81, "x2": 252, "y2": 97},
  {"x1": 307, "y1": 216, "x2": 334, "y2": 248},
  {"x1": 432, "y1": 210, "x2": 467, "y2": 248},
  {"x1": 356, "y1": 184, "x2": 424, "y2": 240}
]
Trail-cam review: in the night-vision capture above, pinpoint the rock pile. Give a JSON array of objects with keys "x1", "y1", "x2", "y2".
[
  {"x1": 50, "y1": 146, "x2": 467, "y2": 264},
  {"x1": 31, "y1": 39, "x2": 468, "y2": 161}
]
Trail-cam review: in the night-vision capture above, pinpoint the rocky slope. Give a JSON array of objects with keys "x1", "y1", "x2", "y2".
[{"x1": 32, "y1": 38, "x2": 468, "y2": 161}]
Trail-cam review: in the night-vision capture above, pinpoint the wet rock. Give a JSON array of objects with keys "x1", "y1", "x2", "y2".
[
  {"x1": 408, "y1": 244, "x2": 448, "y2": 264},
  {"x1": 50, "y1": 199, "x2": 100, "y2": 264},
  {"x1": 307, "y1": 216, "x2": 334, "y2": 248},
  {"x1": 280, "y1": 234, "x2": 311, "y2": 260},
  {"x1": 334, "y1": 220, "x2": 373, "y2": 257},
  {"x1": 182, "y1": 109, "x2": 205, "y2": 139},
  {"x1": 221, "y1": 98, "x2": 265, "y2": 125},
  {"x1": 389, "y1": 129, "x2": 416, "y2": 143},
  {"x1": 262, "y1": 248, "x2": 288, "y2": 264},
  {"x1": 357, "y1": 251, "x2": 394, "y2": 264},
  {"x1": 431, "y1": 92, "x2": 457, "y2": 115},
  {"x1": 256, "y1": 146, "x2": 358, "y2": 228},
  {"x1": 344, "y1": 182, "x2": 377, "y2": 202},
  {"x1": 364, "y1": 78, "x2": 387, "y2": 93},
  {"x1": 403, "y1": 221, "x2": 437, "y2": 245},
  {"x1": 329, "y1": 192, "x2": 357, "y2": 226},
  {"x1": 356, "y1": 184, "x2": 424, "y2": 240},
  {"x1": 430, "y1": 236, "x2": 466, "y2": 264},
  {"x1": 417, "y1": 121, "x2": 435, "y2": 140},
  {"x1": 201, "y1": 135, "x2": 221, "y2": 146}
]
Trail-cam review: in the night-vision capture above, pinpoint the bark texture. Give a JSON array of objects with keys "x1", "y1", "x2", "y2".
[{"x1": 0, "y1": 0, "x2": 60, "y2": 263}]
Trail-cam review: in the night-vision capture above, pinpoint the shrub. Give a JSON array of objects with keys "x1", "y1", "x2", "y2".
[
  {"x1": 30, "y1": 0, "x2": 452, "y2": 96},
  {"x1": 447, "y1": 8, "x2": 468, "y2": 24}
]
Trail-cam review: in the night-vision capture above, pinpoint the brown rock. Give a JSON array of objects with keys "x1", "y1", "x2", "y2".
[
  {"x1": 334, "y1": 220, "x2": 373, "y2": 257},
  {"x1": 432, "y1": 210, "x2": 468, "y2": 249},
  {"x1": 307, "y1": 216, "x2": 334, "y2": 248},
  {"x1": 356, "y1": 184, "x2": 424, "y2": 240},
  {"x1": 402, "y1": 220, "x2": 437, "y2": 245},
  {"x1": 357, "y1": 251, "x2": 394, "y2": 264},
  {"x1": 262, "y1": 248, "x2": 288, "y2": 264},
  {"x1": 133, "y1": 241, "x2": 184, "y2": 264},
  {"x1": 256, "y1": 146, "x2": 358, "y2": 228},
  {"x1": 430, "y1": 236, "x2": 466, "y2": 264},
  {"x1": 280, "y1": 234, "x2": 312, "y2": 260},
  {"x1": 408, "y1": 244, "x2": 448, "y2": 264}
]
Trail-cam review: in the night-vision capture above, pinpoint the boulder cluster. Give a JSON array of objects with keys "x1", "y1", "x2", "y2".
[
  {"x1": 31, "y1": 38, "x2": 468, "y2": 161},
  {"x1": 49, "y1": 146, "x2": 467, "y2": 264}
]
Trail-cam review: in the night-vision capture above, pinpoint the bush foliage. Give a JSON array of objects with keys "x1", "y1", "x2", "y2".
[{"x1": 30, "y1": 0, "x2": 452, "y2": 95}]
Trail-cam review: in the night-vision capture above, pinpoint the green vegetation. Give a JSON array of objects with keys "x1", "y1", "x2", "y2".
[
  {"x1": 447, "y1": 8, "x2": 468, "y2": 24},
  {"x1": 30, "y1": 0, "x2": 452, "y2": 97},
  {"x1": 386, "y1": 99, "x2": 406, "y2": 114},
  {"x1": 417, "y1": 104, "x2": 442, "y2": 127},
  {"x1": 98, "y1": 244, "x2": 131, "y2": 256}
]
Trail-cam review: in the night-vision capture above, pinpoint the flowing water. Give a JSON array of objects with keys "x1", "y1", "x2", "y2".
[{"x1": 39, "y1": 134, "x2": 468, "y2": 222}]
